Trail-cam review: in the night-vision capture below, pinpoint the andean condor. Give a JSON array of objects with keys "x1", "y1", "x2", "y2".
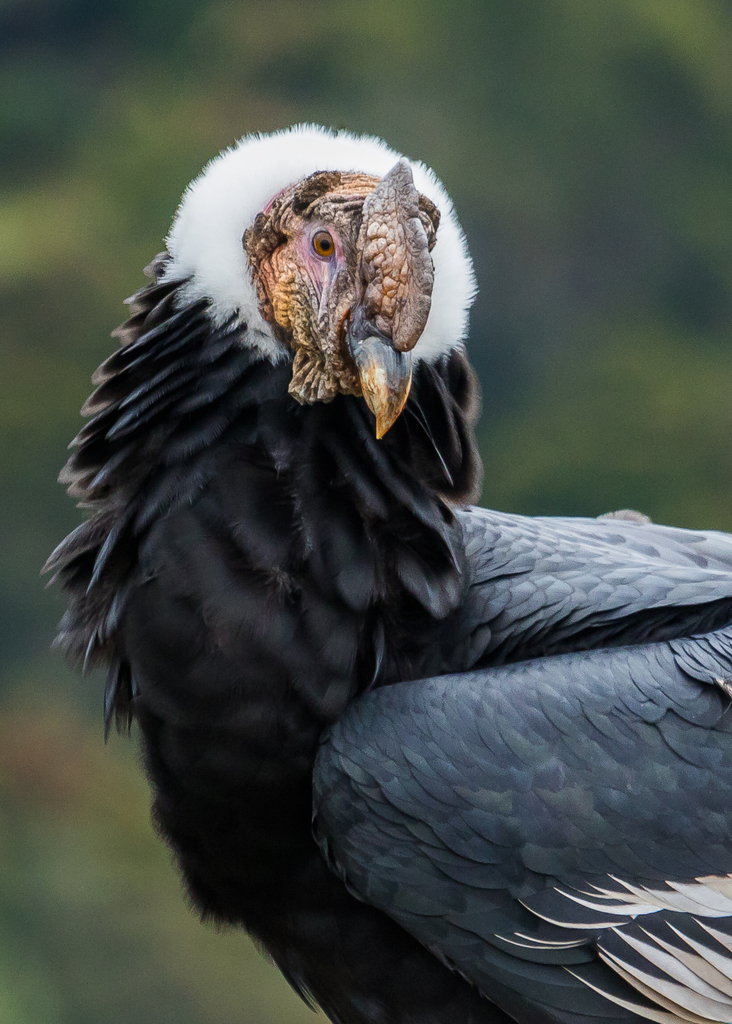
[{"x1": 47, "y1": 124, "x2": 732, "y2": 1024}]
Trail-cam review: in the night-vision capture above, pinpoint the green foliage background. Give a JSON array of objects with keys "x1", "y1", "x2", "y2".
[{"x1": 2, "y1": 0, "x2": 732, "y2": 1019}]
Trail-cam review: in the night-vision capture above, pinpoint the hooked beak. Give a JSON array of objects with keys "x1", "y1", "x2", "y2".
[{"x1": 346, "y1": 309, "x2": 413, "y2": 439}]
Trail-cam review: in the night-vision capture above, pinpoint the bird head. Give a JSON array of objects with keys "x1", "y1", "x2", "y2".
[
  {"x1": 243, "y1": 162, "x2": 439, "y2": 437},
  {"x1": 164, "y1": 126, "x2": 476, "y2": 437}
]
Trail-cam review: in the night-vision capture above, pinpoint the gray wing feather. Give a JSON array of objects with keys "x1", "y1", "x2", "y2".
[
  {"x1": 454, "y1": 509, "x2": 732, "y2": 666},
  {"x1": 314, "y1": 626, "x2": 732, "y2": 1022}
]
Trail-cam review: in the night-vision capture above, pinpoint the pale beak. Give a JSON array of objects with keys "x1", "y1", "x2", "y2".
[{"x1": 346, "y1": 318, "x2": 413, "y2": 439}]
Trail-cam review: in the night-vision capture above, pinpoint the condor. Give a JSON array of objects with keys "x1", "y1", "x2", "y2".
[{"x1": 48, "y1": 125, "x2": 732, "y2": 1024}]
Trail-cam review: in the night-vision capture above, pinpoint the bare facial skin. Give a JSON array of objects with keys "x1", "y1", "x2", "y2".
[{"x1": 243, "y1": 163, "x2": 439, "y2": 435}]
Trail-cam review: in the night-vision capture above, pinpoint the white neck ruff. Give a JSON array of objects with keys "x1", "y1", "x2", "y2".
[{"x1": 164, "y1": 124, "x2": 476, "y2": 363}]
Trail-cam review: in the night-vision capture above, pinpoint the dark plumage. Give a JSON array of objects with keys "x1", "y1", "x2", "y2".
[{"x1": 48, "y1": 127, "x2": 732, "y2": 1024}]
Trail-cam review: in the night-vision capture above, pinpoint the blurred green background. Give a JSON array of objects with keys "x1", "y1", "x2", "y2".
[{"x1": 2, "y1": 0, "x2": 732, "y2": 1019}]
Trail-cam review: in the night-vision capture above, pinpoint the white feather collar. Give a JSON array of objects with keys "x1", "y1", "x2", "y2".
[{"x1": 164, "y1": 124, "x2": 476, "y2": 362}]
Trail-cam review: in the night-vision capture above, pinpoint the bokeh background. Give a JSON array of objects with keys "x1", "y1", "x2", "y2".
[{"x1": 2, "y1": 0, "x2": 732, "y2": 1020}]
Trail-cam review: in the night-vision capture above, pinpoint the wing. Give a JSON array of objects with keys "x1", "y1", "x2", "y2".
[
  {"x1": 451, "y1": 508, "x2": 732, "y2": 669},
  {"x1": 314, "y1": 626, "x2": 732, "y2": 1023}
]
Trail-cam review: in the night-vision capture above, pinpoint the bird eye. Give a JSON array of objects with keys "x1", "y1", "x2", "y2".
[{"x1": 312, "y1": 230, "x2": 335, "y2": 259}]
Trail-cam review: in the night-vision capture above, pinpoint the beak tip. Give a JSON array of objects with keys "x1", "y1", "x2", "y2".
[
  {"x1": 368, "y1": 402, "x2": 395, "y2": 440},
  {"x1": 371, "y1": 391, "x2": 410, "y2": 439},
  {"x1": 348, "y1": 333, "x2": 413, "y2": 438}
]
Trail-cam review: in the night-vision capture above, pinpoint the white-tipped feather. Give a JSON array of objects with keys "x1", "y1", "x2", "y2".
[
  {"x1": 525, "y1": 877, "x2": 732, "y2": 1022},
  {"x1": 164, "y1": 124, "x2": 477, "y2": 362},
  {"x1": 550, "y1": 876, "x2": 732, "y2": 921}
]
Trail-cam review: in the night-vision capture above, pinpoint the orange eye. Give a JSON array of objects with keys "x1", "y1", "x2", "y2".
[{"x1": 312, "y1": 230, "x2": 335, "y2": 258}]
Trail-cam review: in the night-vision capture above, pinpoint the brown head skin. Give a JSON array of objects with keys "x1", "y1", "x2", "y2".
[{"x1": 243, "y1": 161, "x2": 440, "y2": 437}]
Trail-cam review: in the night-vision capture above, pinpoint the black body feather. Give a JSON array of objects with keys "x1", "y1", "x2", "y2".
[
  {"x1": 49, "y1": 257, "x2": 732, "y2": 1023},
  {"x1": 49, "y1": 260, "x2": 512, "y2": 1024}
]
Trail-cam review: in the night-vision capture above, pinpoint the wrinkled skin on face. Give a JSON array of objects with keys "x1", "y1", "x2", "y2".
[{"x1": 243, "y1": 162, "x2": 440, "y2": 435}]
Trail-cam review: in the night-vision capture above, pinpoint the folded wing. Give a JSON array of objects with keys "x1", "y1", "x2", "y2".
[
  {"x1": 314, "y1": 626, "x2": 732, "y2": 1023},
  {"x1": 453, "y1": 508, "x2": 732, "y2": 667}
]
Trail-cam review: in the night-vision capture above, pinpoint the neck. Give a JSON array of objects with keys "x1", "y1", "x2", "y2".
[{"x1": 47, "y1": 257, "x2": 482, "y2": 728}]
